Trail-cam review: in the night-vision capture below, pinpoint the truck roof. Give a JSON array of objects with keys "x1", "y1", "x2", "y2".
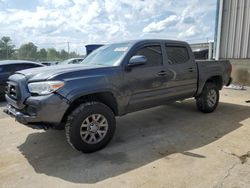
[
  {"x1": 123, "y1": 39, "x2": 189, "y2": 45},
  {"x1": 85, "y1": 39, "x2": 189, "y2": 48}
]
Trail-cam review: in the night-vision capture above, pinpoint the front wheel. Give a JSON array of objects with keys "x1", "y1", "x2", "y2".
[
  {"x1": 65, "y1": 101, "x2": 116, "y2": 153},
  {"x1": 196, "y1": 83, "x2": 219, "y2": 113}
]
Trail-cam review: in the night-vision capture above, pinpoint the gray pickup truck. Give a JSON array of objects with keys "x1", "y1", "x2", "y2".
[{"x1": 4, "y1": 39, "x2": 232, "y2": 153}]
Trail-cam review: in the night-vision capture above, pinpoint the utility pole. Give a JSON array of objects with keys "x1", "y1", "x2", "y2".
[
  {"x1": 67, "y1": 42, "x2": 70, "y2": 58},
  {"x1": 6, "y1": 47, "x2": 8, "y2": 59}
]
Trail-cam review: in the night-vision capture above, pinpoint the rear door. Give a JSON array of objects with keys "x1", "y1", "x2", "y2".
[{"x1": 164, "y1": 43, "x2": 198, "y2": 99}]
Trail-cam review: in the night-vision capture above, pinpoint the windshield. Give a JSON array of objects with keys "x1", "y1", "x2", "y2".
[{"x1": 81, "y1": 42, "x2": 132, "y2": 66}]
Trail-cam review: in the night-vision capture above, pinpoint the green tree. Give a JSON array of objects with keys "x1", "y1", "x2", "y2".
[
  {"x1": 69, "y1": 51, "x2": 79, "y2": 58},
  {"x1": 0, "y1": 36, "x2": 15, "y2": 60},
  {"x1": 47, "y1": 48, "x2": 60, "y2": 60},
  {"x1": 60, "y1": 49, "x2": 68, "y2": 60},
  {"x1": 37, "y1": 48, "x2": 47, "y2": 60},
  {"x1": 18, "y1": 42, "x2": 38, "y2": 60}
]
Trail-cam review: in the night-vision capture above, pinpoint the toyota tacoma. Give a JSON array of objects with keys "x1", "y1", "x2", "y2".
[{"x1": 4, "y1": 39, "x2": 232, "y2": 153}]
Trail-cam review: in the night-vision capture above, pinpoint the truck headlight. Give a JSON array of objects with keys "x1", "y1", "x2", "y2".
[{"x1": 28, "y1": 81, "x2": 64, "y2": 95}]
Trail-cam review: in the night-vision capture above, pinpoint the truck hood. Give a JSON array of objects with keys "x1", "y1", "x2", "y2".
[{"x1": 16, "y1": 64, "x2": 105, "y2": 81}]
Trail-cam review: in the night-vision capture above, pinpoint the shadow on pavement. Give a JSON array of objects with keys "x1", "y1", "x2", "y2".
[{"x1": 18, "y1": 100, "x2": 250, "y2": 184}]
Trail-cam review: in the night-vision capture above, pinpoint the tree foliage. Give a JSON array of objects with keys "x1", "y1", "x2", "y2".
[
  {"x1": 60, "y1": 49, "x2": 68, "y2": 60},
  {"x1": 0, "y1": 36, "x2": 15, "y2": 60},
  {"x1": 18, "y1": 42, "x2": 38, "y2": 60},
  {"x1": 37, "y1": 48, "x2": 47, "y2": 60},
  {"x1": 0, "y1": 36, "x2": 81, "y2": 61}
]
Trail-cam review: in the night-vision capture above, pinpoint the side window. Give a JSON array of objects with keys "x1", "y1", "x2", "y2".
[
  {"x1": 165, "y1": 45, "x2": 190, "y2": 65},
  {"x1": 135, "y1": 45, "x2": 162, "y2": 67},
  {"x1": 0, "y1": 67, "x2": 4, "y2": 73},
  {"x1": 77, "y1": 59, "x2": 83, "y2": 63},
  {"x1": 15, "y1": 64, "x2": 39, "y2": 71},
  {"x1": 69, "y1": 60, "x2": 78, "y2": 64},
  {"x1": 0, "y1": 65, "x2": 15, "y2": 73},
  {"x1": 73, "y1": 60, "x2": 80, "y2": 64},
  {"x1": 25, "y1": 64, "x2": 41, "y2": 69},
  {"x1": 14, "y1": 64, "x2": 25, "y2": 72}
]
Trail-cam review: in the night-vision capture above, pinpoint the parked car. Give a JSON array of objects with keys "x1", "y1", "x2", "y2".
[
  {"x1": 58, "y1": 58, "x2": 84, "y2": 65},
  {"x1": 0, "y1": 60, "x2": 44, "y2": 100},
  {"x1": 4, "y1": 39, "x2": 232, "y2": 153},
  {"x1": 41, "y1": 61, "x2": 60, "y2": 66}
]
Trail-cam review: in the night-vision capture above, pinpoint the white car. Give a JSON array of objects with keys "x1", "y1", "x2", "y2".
[{"x1": 59, "y1": 58, "x2": 84, "y2": 65}]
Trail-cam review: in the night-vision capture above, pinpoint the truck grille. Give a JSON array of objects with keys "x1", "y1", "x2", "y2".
[{"x1": 5, "y1": 83, "x2": 18, "y2": 100}]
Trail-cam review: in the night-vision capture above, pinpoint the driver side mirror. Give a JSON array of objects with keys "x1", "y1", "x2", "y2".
[
  {"x1": 127, "y1": 55, "x2": 147, "y2": 68},
  {"x1": 125, "y1": 55, "x2": 147, "y2": 71}
]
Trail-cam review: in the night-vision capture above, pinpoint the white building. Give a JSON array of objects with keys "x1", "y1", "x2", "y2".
[{"x1": 214, "y1": 0, "x2": 250, "y2": 85}]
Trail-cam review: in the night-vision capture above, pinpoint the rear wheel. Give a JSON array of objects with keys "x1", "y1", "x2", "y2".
[
  {"x1": 65, "y1": 101, "x2": 116, "y2": 153},
  {"x1": 196, "y1": 83, "x2": 219, "y2": 113}
]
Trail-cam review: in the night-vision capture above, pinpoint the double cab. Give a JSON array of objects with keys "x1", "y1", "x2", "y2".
[{"x1": 4, "y1": 39, "x2": 232, "y2": 153}]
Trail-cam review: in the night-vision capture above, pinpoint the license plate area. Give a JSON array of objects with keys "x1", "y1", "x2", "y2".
[{"x1": 7, "y1": 104, "x2": 18, "y2": 116}]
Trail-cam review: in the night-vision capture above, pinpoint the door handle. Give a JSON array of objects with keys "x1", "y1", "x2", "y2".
[
  {"x1": 157, "y1": 70, "x2": 167, "y2": 76},
  {"x1": 187, "y1": 67, "x2": 194, "y2": 72}
]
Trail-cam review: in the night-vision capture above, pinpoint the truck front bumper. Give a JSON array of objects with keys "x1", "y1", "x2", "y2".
[{"x1": 4, "y1": 94, "x2": 69, "y2": 128}]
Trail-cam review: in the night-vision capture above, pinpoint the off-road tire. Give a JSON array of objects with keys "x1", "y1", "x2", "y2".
[
  {"x1": 196, "y1": 82, "x2": 219, "y2": 113},
  {"x1": 65, "y1": 101, "x2": 116, "y2": 153}
]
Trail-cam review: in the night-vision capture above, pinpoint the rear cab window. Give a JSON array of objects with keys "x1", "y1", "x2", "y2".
[{"x1": 165, "y1": 45, "x2": 190, "y2": 65}]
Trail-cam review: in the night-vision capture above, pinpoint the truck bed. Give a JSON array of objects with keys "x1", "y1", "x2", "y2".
[{"x1": 195, "y1": 60, "x2": 231, "y2": 95}]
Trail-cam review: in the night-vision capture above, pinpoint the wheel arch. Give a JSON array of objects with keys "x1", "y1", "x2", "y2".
[
  {"x1": 196, "y1": 75, "x2": 223, "y2": 97},
  {"x1": 205, "y1": 75, "x2": 223, "y2": 90},
  {"x1": 61, "y1": 91, "x2": 119, "y2": 124}
]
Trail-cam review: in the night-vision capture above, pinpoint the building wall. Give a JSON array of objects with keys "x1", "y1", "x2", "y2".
[
  {"x1": 230, "y1": 59, "x2": 250, "y2": 86},
  {"x1": 214, "y1": 0, "x2": 250, "y2": 85},
  {"x1": 215, "y1": 0, "x2": 250, "y2": 59}
]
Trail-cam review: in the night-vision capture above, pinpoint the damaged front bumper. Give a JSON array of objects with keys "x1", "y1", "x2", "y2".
[{"x1": 4, "y1": 94, "x2": 69, "y2": 129}]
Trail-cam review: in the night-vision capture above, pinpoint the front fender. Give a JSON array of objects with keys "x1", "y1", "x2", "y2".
[{"x1": 66, "y1": 87, "x2": 118, "y2": 103}]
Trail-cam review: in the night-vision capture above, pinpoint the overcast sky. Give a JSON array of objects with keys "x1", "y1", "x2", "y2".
[{"x1": 0, "y1": 0, "x2": 217, "y2": 54}]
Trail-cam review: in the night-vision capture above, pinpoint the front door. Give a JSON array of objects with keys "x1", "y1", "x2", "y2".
[{"x1": 125, "y1": 43, "x2": 169, "y2": 112}]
